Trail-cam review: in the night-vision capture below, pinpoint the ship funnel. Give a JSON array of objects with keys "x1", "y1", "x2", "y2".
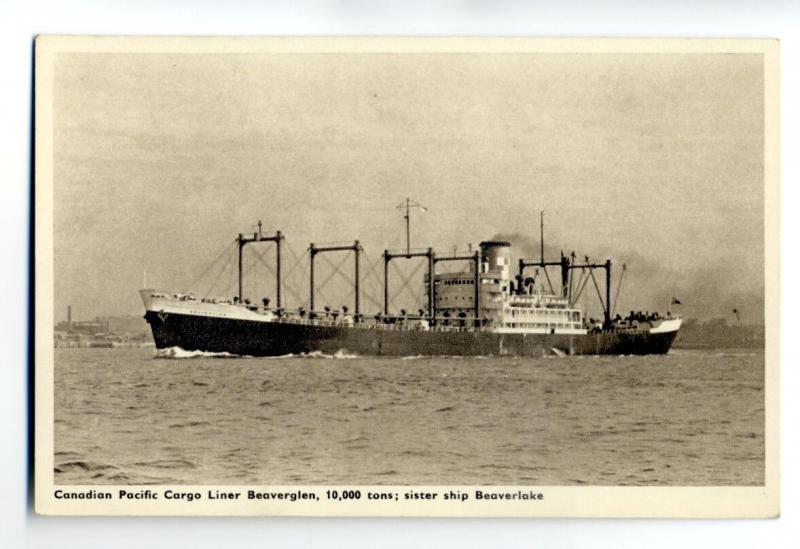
[{"x1": 479, "y1": 241, "x2": 511, "y2": 281}]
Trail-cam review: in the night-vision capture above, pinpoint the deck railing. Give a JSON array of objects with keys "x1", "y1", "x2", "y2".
[{"x1": 268, "y1": 314, "x2": 478, "y2": 333}]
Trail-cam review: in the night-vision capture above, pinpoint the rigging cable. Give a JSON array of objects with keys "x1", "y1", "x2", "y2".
[
  {"x1": 359, "y1": 252, "x2": 384, "y2": 311},
  {"x1": 203, "y1": 243, "x2": 238, "y2": 299},
  {"x1": 390, "y1": 259, "x2": 426, "y2": 304},
  {"x1": 249, "y1": 245, "x2": 256, "y2": 299},
  {"x1": 541, "y1": 266, "x2": 555, "y2": 295},
  {"x1": 611, "y1": 263, "x2": 626, "y2": 317},
  {"x1": 224, "y1": 244, "x2": 236, "y2": 299},
  {"x1": 588, "y1": 270, "x2": 605, "y2": 319},
  {"x1": 187, "y1": 240, "x2": 238, "y2": 293},
  {"x1": 315, "y1": 252, "x2": 353, "y2": 297},
  {"x1": 572, "y1": 267, "x2": 591, "y2": 305},
  {"x1": 283, "y1": 241, "x2": 308, "y2": 308},
  {"x1": 319, "y1": 252, "x2": 355, "y2": 288},
  {"x1": 250, "y1": 246, "x2": 305, "y2": 306}
]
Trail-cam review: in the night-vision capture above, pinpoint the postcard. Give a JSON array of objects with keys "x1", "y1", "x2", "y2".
[{"x1": 34, "y1": 36, "x2": 779, "y2": 517}]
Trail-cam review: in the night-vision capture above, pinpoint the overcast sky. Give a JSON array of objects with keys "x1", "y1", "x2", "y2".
[{"x1": 53, "y1": 51, "x2": 764, "y2": 323}]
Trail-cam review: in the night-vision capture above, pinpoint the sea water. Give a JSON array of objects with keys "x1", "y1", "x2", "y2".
[{"x1": 53, "y1": 348, "x2": 765, "y2": 486}]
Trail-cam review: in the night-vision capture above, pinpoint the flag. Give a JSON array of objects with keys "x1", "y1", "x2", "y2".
[{"x1": 671, "y1": 297, "x2": 681, "y2": 305}]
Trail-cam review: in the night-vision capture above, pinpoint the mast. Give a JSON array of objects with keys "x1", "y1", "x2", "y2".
[
  {"x1": 237, "y1": 223, "x2": 283, "y2": 306},
  {"x1": 384, "y1": 247, "x2": 435, "y2": 320},
  {"x1": 404, "y1": 198, "x2": 410, "y2": 255},
  {"x1": 397, "y1": 198, "x2": 426, "y2": 256},
  {"x1": 427, "y1": 248, "x2": 435, "y2": 324},
  {"x1": 605, "y1": 259, "x2": 612, "y2": 325},
  {"x1": 309, "y1": 244, "x2": 315, "y2": 311},
  {"x1": 473, "y1": 250, "x2": 481, "y2": 328},
  {"x1": 275, "y1": 231, "x2": 282, "y2": 307},
  {"x1": 237, "y1": 233, "x2": 244, "y2": 300},
  {"x1": 540, "y1": 210, "x2": 544, "y2": 265},
  {"x1": 383, "y1": 251, "x2": 389, "y2": 315},
  {"x1": 354, "y1": 240, "x2": 361, "y2": 317},
  {"x1": 560, "y1": 252, "x2": 569, "y2": 298},
  {"x1": 308, "y1": 241, "x2": 361, "y2": 318}
]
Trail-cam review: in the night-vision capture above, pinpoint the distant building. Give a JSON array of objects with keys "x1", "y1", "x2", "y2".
[
  {"x1": 54, "y1": 317, "x2": 110, "y2": 336},
  {"x1": 54, "y1": 305, "x2": 153, "y2": 348},
  {"x1": 54, "y1": 305, "x2": 109, "y2": 335}
]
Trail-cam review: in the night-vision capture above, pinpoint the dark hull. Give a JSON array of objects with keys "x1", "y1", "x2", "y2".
[{"x1": 144, "y1": 311, "x2": 678, "y2": 357}]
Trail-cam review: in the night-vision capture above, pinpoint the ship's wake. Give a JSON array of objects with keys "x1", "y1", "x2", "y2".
[
  {"x1": 277, "y1": 350, "x2": 361, "y2": 360},
  {"x1": 155, "y1": 347, "x2": 251, "y2": 359},
  {"x1": 154, "y1": 347, "x2": 360, "y2": 360}
]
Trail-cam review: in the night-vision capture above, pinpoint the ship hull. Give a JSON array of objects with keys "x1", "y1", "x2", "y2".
[{"x1": 144, "y1": 310, "x2": 679, "y2": 357}]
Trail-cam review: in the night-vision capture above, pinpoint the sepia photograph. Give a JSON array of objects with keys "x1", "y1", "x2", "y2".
[{"x1": 34, "y1": 37, "x2": 779, "y2": 517}]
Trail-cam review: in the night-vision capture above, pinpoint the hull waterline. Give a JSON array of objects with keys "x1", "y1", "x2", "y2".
[{"x1": 144, "y1": 310, "x2": 679, "y2": 357}]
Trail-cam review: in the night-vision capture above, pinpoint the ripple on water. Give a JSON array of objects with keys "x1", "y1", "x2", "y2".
[
  {"x1": 53, "y1": 347, "x2": 765, "y2": 486},
  {"x1": 133, "y1": 459, "x2": 197, "y2": 470}
]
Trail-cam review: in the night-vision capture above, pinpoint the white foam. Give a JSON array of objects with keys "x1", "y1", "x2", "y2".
[
  {"x1": 333, "y1": 350, "x2": 360, "y2": 359},
  {"x1": 153, "y1": 347, "x2": 364, "y2": 360},
  {"x1": 154, "y1": 346, "x2": 250, "y2": 359},
  {"x1": 268, "y1": 350, "x2": 360, "y2": 360}
]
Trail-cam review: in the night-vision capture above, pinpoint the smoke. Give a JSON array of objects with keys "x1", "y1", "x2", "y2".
[
  {"x1": 490, "y1": 231, "x2": 564, "y2": 264},
  {"x1": 490, "y1": 233, "x2": 764, "y2": 324}
]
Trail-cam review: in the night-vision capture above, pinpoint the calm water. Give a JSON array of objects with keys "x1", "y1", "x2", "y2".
[{"x1": 53, "y1": 347, "x2": 765, "y2": 486}]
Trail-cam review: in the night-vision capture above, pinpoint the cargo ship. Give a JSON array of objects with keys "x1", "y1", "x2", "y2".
[{"x1": 141, "y1": 210, "x2": 681, "y2": 357}]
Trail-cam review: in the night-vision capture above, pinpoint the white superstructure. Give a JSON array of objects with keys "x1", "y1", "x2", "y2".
[{"x1": 431, "y1": 241, "x2": 587, "y2": 335}]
